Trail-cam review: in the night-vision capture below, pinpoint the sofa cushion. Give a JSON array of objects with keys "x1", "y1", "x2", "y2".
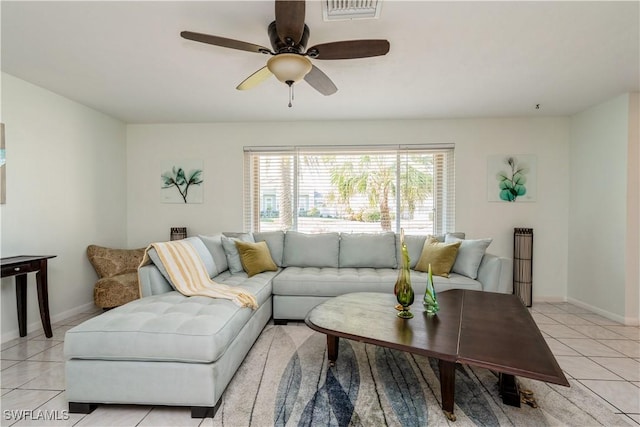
[
  {"x1": 397, "y1": 234, "x2": 426, "y2": 269},
  {"x1": 198, "y1": 234, "x2": 229, "y2": 275},
  {"x1": 339, "y1": 232, "x2": 397, "y2": 268},
  {"x1": 412, "y1": 271, "x2": 483, "y2": 293},
  {"x1": 437, "y1": 232, "x2": 465, "y2": 241},
  {"x1": 147, "y1": 237, "x2": 216, "y2": 287},
  {"x1": 66, "y1": 270, "x2": 275, "y2": 364},
  {"x1": 283, "y1": 232, "x2": 340, "y2": 268},
  {"x1": 273, "y1": 266, "x2": 484, "y2": 298},
  {"x1": 273, "y1": 266, "x2": 398, "y2": 296},
  {"x1": 221, "y1": 234, "x2": 255, "y2": 274},
  {"x1": 414, "y1": 237, "x2": 461, "y2": 277},
  {"x1": 253, "y1": 231, "x2": 285, "y2": 267},
  {"x1": 65, "y1": 293, "x2": 252, "y2": 364},
  {"x1": 445, "y1": 235, "x2": 492, "y2": 279},
  {"x1": 235, "y1": 240, "x2": 278, "y2": 277},
  {"x1": 147, "y1": 249, "x2": 169, "y2": 284}
]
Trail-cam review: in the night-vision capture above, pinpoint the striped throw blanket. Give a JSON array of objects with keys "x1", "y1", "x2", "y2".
[{"x1": 139, "y1": 240, "x2": 258, "y2": 309}]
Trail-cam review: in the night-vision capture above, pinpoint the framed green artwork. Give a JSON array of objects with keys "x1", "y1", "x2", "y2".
[
  {"x1": 487, "y1": 155, "x2": 537, "y2": 203},
  {"x1": 160, "y1": 159, "x2": 204, "y2": 204}
]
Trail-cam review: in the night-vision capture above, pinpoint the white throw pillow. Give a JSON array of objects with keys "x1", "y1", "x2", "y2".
[
  {"x1": 221, "y1": 234, "x2": 255, "y2": 274},
  {"x1": 445, "y1": 235, "x2": 492, "y2": 279},
  {"x1": 198, "y1": 234, "x2": 229, "y2": 275}
]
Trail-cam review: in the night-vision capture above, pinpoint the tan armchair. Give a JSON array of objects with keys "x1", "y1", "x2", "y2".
[{"x1": 87, "y1": 245, "x2": 146, "y2": 309}]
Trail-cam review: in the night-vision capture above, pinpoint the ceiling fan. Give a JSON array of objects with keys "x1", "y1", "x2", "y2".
[{"x1": 180, "y1": 0, "x2": 390, "y2": 106}]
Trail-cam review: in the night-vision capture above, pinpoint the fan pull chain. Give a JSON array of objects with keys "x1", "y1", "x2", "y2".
[{"x1": 287, "y1": 80, "x2": 294, "y2": 108}]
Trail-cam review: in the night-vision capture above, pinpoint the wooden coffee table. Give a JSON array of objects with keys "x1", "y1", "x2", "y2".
[{"x1": 305, "y1": 290, "x2": 569, "y2": 421}]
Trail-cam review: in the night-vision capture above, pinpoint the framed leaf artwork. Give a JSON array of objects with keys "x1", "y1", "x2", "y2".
[
  {"x1": 160, "y1": 159, "x2": 204, "y2": 203},
  {"x1": 487, "y1": 155, "x2": 537, "y2": 202}
]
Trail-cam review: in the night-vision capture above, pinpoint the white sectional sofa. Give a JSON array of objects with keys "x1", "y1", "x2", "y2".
[{"x1": 65, "y1": 231, "x2": 512, "y2": 418}]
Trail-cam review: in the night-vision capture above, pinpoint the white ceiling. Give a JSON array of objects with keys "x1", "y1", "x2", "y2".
[{"x1": 2, "y1": 1, "x2": 638, "y2": 124}]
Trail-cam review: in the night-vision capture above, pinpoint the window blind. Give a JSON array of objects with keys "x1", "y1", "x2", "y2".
[{"x1": 244, "y1": 145, "x2": 455, "y2": 234}]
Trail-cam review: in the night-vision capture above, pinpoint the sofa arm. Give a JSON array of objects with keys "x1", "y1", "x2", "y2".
[
  {"x1": 138, "y1": 264, "x2": 174, "y2": 297},
  {"x1": 476, "y1": 253, "x2": 513, "y2": 294}
]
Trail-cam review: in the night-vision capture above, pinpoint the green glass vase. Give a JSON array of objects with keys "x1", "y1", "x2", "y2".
[
  {"x1": 395, "y1": 229, "x2": 414, "y2": 319},
  {"x1": 423, "y1": 263, "x2": 439, "y2": 314}
]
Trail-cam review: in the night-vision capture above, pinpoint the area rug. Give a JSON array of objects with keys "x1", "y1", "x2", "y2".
[{"x1": 212, "y1": 325, "x2": 630, "y2": 426}]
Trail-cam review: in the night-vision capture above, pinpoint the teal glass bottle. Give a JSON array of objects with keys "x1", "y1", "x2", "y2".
[{"x1": 423, "y1": 263, "x2": 439, "y2": 314}]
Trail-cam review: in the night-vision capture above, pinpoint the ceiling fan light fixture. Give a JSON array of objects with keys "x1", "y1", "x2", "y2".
[{"x1": 267, "y1": 53, "x2": 312, "y2": 84}]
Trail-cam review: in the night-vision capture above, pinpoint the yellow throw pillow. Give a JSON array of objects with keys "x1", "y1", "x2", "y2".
[
  {"x1": 414, "y1": 237, "x2": 461, "y2": 277},
  {"x1": 235, "y1": 240, "x2": 278, "y2": 277}
]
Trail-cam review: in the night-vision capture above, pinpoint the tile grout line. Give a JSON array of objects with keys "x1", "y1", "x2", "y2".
[{"x1": 549, "y1": 302, "x2": 640, "y2": 421}]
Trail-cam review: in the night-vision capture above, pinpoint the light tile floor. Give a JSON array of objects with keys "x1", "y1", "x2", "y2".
[{"x1": 1, "y1": 302, "x2": 638, "y2": 426}]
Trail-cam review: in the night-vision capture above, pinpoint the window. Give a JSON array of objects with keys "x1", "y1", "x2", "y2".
[{"x1": 243, "y1": 145, "x2": 455, "y2": 234}]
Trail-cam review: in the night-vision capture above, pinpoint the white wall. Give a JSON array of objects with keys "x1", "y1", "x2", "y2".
[
  {"x1": 1, "y1": 73, "x2": 128, "y2": 341},
  {"x1": 632, "y1": 94, "x2": 640, "y2": 322},
  {"x1": 569, "y1": 93, "x2": 639, "y2": 324},
  {"x1": 127, "y1": 117, "x2": 570, "y2": 301},
  {"x1": 2, "y1": 72, "x2": 634, "y2": 336}
]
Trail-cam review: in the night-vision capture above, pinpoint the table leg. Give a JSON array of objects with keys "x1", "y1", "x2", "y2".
[
  {"x1": 15, "y1": 274, "x2": 27, "y2": 337},
  {"x1": 36, "y1": 260, "x2": 53, "y2": 338},
  {"x1": 327, "y1": 334, "x2": 339, "y2": 366},
  {"x1": 439, "y1": 359, "x2": 457, "y2": 421},
  {"x1": 499, "y1": 373, "x2": 521, "y2": 407}
]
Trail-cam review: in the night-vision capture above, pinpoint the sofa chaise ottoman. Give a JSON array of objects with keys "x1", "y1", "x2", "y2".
[{"x1": 65, "y1": 236, "x2": 275, "y2": 418}]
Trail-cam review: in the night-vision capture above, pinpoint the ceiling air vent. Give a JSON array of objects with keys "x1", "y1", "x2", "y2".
[{"x1": 322, "y1": 0, "x2": 383, "y2": 21}]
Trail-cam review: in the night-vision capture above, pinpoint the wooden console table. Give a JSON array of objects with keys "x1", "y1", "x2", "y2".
[{"x1": 1, "y1": 255, "x2": 56, "y2": 338}]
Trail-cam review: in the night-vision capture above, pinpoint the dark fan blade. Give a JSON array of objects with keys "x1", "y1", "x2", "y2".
[
  {"x1": 275, "y1": 0, "x2": 305, "y2": 45},
  {"x1": 181, "y1": 31, "x2": 272, "y2": 54},
  {"x1": 308, "y1": 40, "x2": 390, "y2": 60},
  {"x1": 236, "y1": 66, "x2": 273, "y2": 90},
  {"x1": 304, "y1": 65, "x2": 338, "y2": 96}
]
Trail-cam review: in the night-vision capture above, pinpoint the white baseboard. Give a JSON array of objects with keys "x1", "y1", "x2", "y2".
[
  {"x1": 566, "y1": 297, "x2": 639, "y2": 326},
  {"x1": 1, "y1": 301, "x2": 96, "y2": 344},
  {"x1": 533, "y1": 296, "x2": 567, "y2": 303}
]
